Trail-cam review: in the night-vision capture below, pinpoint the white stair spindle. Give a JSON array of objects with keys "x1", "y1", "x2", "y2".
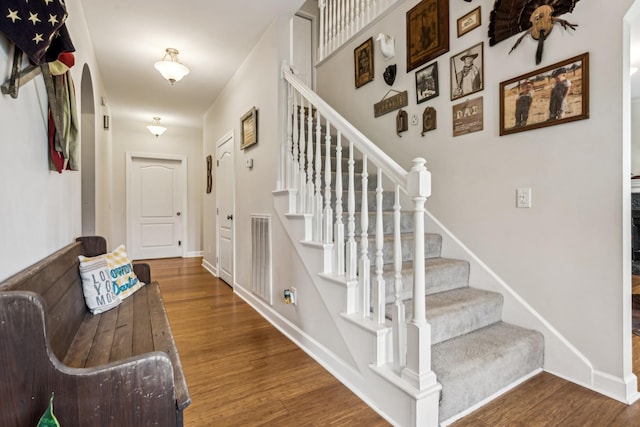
[
  {"x1": 298, "y1": 95, "x2": 307, "y2": 214},
  {"x1": 373, "y1": 168, "x2": 385, "y2": 324},
  {"x1": 292, "y1": 89, "x2": 301, "y2": 213},
  {"x1": 314, "y1": 111, "x2": 323, "y2": 241},
  {"x1": 307, "y1": 101, "x2": 315, "y2": 215},
  {"x1": 392, "y1": 184, "x2": 406, "y2": 371},
  {"x1": 359, "y1": 154, "x2": 370, "y2": 318},
  {"x1": 286, "y1": 82, "x2": 293, "y2": 191},
  {"x1": 319, "y1": 1, "x2": 326, "y2": 61},
  {"x1": 324, "y1": 119, "x2": 333, "y2": 245},
  {"x1": 334, "y1": 131, "x2": 345, "y2": 275},
  {"x1": 346, "y1": 141, "x2": 357, "y2": 280}
]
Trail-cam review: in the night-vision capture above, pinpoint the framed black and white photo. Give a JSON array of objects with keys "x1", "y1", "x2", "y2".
[
  {"x1": 415, "y1": 62, "x2": 439, "y2": 104},
  {"x1": 450, "y1": 42, "x2": 484, "y2": 100}
]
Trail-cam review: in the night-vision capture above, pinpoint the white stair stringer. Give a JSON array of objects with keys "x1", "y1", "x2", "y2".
[{"x1": 273, "y1": 189, "x2": 441, "y2": 427}]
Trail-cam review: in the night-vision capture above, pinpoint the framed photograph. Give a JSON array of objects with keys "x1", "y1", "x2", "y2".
[
  {"x1": 452, "y1": 96, "x2": 483, "y2": 137},
  {"x1": 499, "y1": 53, "x2": 589, "y2": 136},
  {"x1": 240, "y1": 107, "x2": 258, "y2": 150},
  {"x1": 206, "y1": 155, "x2": 212, "y2": 194},
  {"x1": 457, "y1": 6, "x2": 481, "y2": 38},
  {"x1": 406, "y1": 0, "x2": 449, "y2": 72},
  {"x1": 354, "y1": 37, "x2": 374, "y2": 88},
  {"x1": 450, "y1": 42, "x2": 484, "y2": 100},
  {"x1": 415, "y1": 62, "x2": 439, "y2": 104}
]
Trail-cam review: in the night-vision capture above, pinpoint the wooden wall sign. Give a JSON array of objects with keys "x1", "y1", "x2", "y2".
[
  {"x1": 452, "y1": 96, "x2": 483, "y2": 136},
  {"x1": 374, "y1": 90, "x2": 408, "y2": 117},
  {"x1": 422, "y1": 107, "x2": 437, "y2": 136}
]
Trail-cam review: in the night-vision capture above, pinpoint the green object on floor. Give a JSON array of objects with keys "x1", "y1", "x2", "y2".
[{"x1": 37, "y1": 393, "x2": 61, "y2": 427}]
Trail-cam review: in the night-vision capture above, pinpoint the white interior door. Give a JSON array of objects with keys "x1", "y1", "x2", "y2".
[
  {"x1": 127, "y1": 154, "x2": 186, "y2": 260},
  {"x1": 217, "y1": 133, "x2": 235, "y2": 286}
]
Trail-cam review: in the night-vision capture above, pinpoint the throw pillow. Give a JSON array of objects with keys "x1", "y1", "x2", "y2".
[
  {"x1": 78, "y1": 257, "x2": 121, "y2": 314},
  {"x1": 79, "y1": 244, "x2": 145, "y2": 301}
]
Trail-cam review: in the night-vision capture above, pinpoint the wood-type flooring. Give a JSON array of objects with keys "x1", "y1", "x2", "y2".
[{"x1": 148, "y1": 257, "x2": 640, "y2": 426}]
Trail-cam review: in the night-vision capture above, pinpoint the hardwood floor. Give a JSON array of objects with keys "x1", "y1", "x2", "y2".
[
  {"x1": 149, "y1": 257, "x2": 640, "y2": 426},
  {"x1": 146, "y1": 257, "x2": 389, "y2": 426}
]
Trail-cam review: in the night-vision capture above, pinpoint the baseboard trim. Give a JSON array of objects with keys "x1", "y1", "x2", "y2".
[
  {"x1": 202, "y1": 259, "x2": 217, "y2": 277},
  {"x1": 233, "y1": 284, "x2": 398, "y2": 426},
  {"x1": 592, "y1": 370, "x2": 640, "y2": 404},
  {"x1": 186, "y1": 251, "x2": 203, "y2": 258}
]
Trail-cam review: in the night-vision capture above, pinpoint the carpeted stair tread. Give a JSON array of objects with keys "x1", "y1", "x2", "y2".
[
  {"x1": 365, "y1": 233, "x2": 442, "y2": 265},
  {"x1": 433, "y1": 321, "x2": 544, "y2": 421},
  {"x1": 385, "y1": 287, "x2": 503, "y2": 345}
]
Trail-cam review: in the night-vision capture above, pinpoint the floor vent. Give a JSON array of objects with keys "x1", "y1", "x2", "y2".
[{"x1": 251, "y1": 214, "x2": 272, "y2": 305}]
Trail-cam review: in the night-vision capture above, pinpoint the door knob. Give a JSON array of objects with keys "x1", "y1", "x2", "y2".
[
  {"x1": 227, "y1": 214, "x2": 233, "y2": 220},
  {"x1": 176, "y1": 212, "x2": 181, "y2": 216}
]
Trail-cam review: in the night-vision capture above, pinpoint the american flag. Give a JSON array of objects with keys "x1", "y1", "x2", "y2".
[{"x1": 1, "y1": 0, "x2": 74, "y2": 64}]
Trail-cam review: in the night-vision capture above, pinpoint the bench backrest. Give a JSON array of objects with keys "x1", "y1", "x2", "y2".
[{"x1": 0, "y1": 240, "x2": 93, "y2": 361}]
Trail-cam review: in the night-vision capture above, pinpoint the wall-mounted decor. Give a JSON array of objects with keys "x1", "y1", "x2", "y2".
[
  {"x1": 499, "y1": 53, "x2": 589, "y2": 136},
  {"x1": 422, "y1": 107, "x2": 437, "y2": 136},
  {"x1": 240, "y1": 107, "x2": 258, "y2": 150},
  {"x1": 374, "y1": 90, "x2": 408, "y2": 117},
  {"x1": 452, "y1": 96, "x2": 483, "y2": 137},
  {"x1": 406, "y1": 0, "x2": 449, "y2": 72},
  {"x1": 376, "y1": 33, "x2": 396, "y2": 60},
  {"x1": 383, "y1": 64, "x2": 397, "y2": 86},
  {"x1": 415, "y1": 62, "x2": 438, "y2": 104},
  {"x1": 489, "y1": 0, "x2": 580, "y2": 65},
  {"x1": 396, "y1": 109, "x2": 408, "y2": 137},
  {"x1": 450, "y1": 42, "x2": 483, "y2": 100},
  {"x1": 457, "y1": 6, "x2": 481, "y2": 37},
  {"x1": 206, "y1": 155, "x2": 213, "y2": 194},
  {"x1": 355, "y1": 37, "x2": 374, "y2": 88}
]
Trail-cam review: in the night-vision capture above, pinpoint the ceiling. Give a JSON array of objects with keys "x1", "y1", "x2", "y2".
[{"x1": 80, "y1": 0, "x2": 306, "y2": 129}]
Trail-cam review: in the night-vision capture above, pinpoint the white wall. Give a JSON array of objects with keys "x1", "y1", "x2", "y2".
[
  {"x1": 110, "y1": 118, "x2": 203, "y2": 256},
  {"x1": 632, "y1": 99, "x2": 640, "y2": 175},
  {"x1": 0, "y1": 0, "x2": 110, "y2": 281},
  {"x1": 315, "y1": 0, "x2": 636, "y2": 392}
]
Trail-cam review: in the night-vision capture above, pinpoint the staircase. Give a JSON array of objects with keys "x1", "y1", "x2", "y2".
[{"x1": 274, "y1": 65, "x2": 544, "y2": 425}]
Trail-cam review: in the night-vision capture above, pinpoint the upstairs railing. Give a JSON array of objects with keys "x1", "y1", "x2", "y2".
[
  {"x1": 318, "y1": 0, "x2": 400, "y2": 61},
  {"x1": 278, "y1": 64, "x2": 435, "y2": 391}
]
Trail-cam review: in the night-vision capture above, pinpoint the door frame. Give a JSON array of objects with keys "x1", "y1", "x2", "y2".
[
  {"x1": 125, "y1": 152, "x2": 188, "y2": 259},
  {"x1": 216, "y1": 130, "x2": 236, "y2": 286}
]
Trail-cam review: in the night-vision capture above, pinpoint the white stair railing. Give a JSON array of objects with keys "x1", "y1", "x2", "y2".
[
  {"x1": 318, "y1": 0, "x2": 401, "y2": 61},
  {"x1": 279, "y1": 64, "x2": 434, "y2": 388}
]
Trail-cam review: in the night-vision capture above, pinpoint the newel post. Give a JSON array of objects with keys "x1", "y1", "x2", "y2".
[{"x1": 402, "y1": 158, "x2": 437, "y2": 391}]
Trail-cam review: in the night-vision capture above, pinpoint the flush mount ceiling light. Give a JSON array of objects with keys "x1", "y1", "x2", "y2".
[
  {"x1": 154, "y1": 48, "x2": 190, "y2": 84},
  {"x1": 147, "y1": 116, "x2": 167, "y2": 137}
]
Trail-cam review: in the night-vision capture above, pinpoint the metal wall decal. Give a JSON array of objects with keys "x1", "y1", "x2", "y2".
[
  {"x1": 374, "y1": 90, "x2": 408, "y2": 117},
  {"x1": 422, "y1": 107, "x2": 437, "y2": 136}
]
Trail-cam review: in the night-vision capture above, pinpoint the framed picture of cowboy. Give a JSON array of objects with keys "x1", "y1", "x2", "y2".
[
  {"x1": 499, "y1": 53, "x2": 589, "y2": 136},
  {"x1": 406, "y1": 0, "x2": 449, "y2": 72},
  {"x1": 450, "y1": 42, "x2": 483, "y2": 100}
]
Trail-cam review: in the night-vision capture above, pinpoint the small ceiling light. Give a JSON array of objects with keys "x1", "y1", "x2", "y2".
[
  {"x1": 154, "y1": 48, "x2": 190, "y2": 84},
  {"x1": 147, "y1": 116, "x2": 167, "y2": 137}
]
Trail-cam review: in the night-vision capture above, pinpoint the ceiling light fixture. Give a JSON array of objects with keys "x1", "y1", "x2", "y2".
[
  {"x1": 147, "y1": 116, "x2": 167, "y2": 137},
  {"x1": 154, "y1": 48, "x2": 190, "y2": 84}
]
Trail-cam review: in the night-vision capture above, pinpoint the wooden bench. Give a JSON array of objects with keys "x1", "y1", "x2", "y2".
[{"x1": 0, "y1": 236, "x2": 190, "y2": 426}]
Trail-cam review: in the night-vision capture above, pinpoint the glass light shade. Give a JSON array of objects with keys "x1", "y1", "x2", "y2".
[
  {"x1": 147, "y1": 117, "x2": 167, "y2": 137},
  {"x1": 154, "y1": 48, "x2": 190, "y2": 84}
]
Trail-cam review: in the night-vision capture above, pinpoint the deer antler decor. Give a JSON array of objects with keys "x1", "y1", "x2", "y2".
[{"x1": 488, "y1": 0, "x2": 580, "y2": 64}]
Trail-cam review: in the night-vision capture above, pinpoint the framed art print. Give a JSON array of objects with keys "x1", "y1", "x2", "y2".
[{"x1": 406, "y1": 0, "x2": 449, "y2": 72}]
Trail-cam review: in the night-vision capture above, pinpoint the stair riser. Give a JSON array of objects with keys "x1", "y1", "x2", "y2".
[
  {"x1": 380, "y1": 260, "x2": 470, "y2": 302},
  {"x1": 364, "y1": 233, "x2": 442, "y2": 265}
]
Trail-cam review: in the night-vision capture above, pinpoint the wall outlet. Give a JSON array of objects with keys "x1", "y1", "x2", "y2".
[
  {"x1": 516, "y1": 187, "x2": 532, "y2": 208},
  {"x1": 290, "y1": 287, "x2": 297, "y2": 306}
]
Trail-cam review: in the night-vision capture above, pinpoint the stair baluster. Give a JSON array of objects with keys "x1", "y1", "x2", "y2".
[
  {"x1": 373, "y1": 168, "x2": 385, "y2": 324},
  {"x1": 346, "y1": 141, "x2": 357, "y2": 280},
  {"x1": 314, "y1": 111, "x2": 323, "y2": 241},
  {"x1": 334, "y1": 131, "x2": 345, "y2": 275},
  {"x1": 306, "y1": 99, "x2": 315, "y2": 215},
  {"x1": 319, "y1": 1, "x2": 326, "y2": 61},
  {"x1": 293, "y1": 91, "x2": 301, "y2": 213},
  {"x1": 392, "y1": 185, "x2": 407, "y2": 370},
  {"x1": 359, "y1": 155, "x2": 370, "y2": 318},
  {"x1": 285, "y1": 82, "x2": 293, "y2": 191},
  {"x1": 324, "y1": 119, "x2": 333, "y2": 245}
]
